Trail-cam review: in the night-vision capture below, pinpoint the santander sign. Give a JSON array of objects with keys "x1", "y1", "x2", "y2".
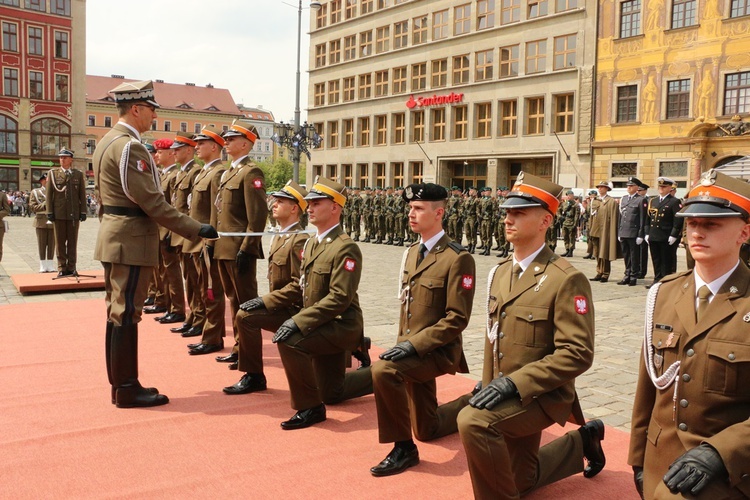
[{"x1": 406, "y1": 92, "x2": 465, "y2": 109}]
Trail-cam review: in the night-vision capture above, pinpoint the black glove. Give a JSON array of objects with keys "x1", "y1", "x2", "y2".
[
  {"x1": 164, "y1": 233, "x2": 172, "y2": 249},
  {"x1": 272, "y1": 318, "x2": 299, "y2": 343},
  {"x1": 236, "y1": 250, "x2": 250, "y2": 274},
  {"x1": 240, "y1": 297, "x2": 265, "y2": 313},
  {"x1": 47, "y1": 213, "x2": 55, "y2": 222},
  {"x1": 79, "y1": 213, "x2": 86, "y2": 222},
  {"x1": 379, "y1": 340, "x2": 416, "y2": 361},
  {"x1": 469, "y1": 376, "x2": 517, "y2": 410},
  {"x1": 633, "y1": 466, "x2": 644, "y2": 499},
  {"x1": 663, "y1": 444, "x2": 728, "y2": 496},
  {"x1": 198, "y1": 224, "x2": 218, "y2": 239}
]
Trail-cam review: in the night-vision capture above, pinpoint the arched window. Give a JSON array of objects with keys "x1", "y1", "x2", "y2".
[
  {"x1": 0, "y1": 115, "x2": 18, "y2": 154},
  {"x1": 31, "y1": 118, "x2": 71, "y2": 156}
]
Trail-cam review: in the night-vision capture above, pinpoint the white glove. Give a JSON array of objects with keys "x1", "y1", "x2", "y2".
[
  {"x1": 668, "y1": 236, "x2": 677, "y2": 246},
  {"x1": 645, "y1": 235, "x2": 650, "y2": 244},
  {"x1": 617, "y1": 236, "x2": 621, "y2": 242},
  {"x1": 636, "y1": 237, "x2": 644, "y2": 245}
]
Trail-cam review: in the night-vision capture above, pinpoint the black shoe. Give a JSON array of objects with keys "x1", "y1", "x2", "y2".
[
  {"x1": 170, "y1": 323, "x2": 192, "y2": 333},
  {"x1": 216, "y1": 352, "x2": 238, "y2": 363},
  {"x1": 580, "y1": 419, "x2": 606, "y2": 478},
  {"x1": 143, "y1": 297, "x2": 155, "y2": 306},
  {"x1": 144, "y1": 305, "x2": 167, "y2": 314},
  {"x1": 181, "y1": 326, "x2": 203, "y2": 338},
  {"x1": 158, "y1": 313, "x2": 186, "y2": 324},
  {"x1": 352, "y1": 337, "x2": 371, "y2": 369},
  {"x1": 589, "y1": 275, "x2": 602, "y2": 282},
  {"x1": 115, "y1": 385, "x2": 169, "y2": 408},
  {"x1": 637, "y1": 274, "x2": 646, "y2": 279},
  {"x1": 228, "y1": 361, "x2": 238, "y2": 370},
  {"x1": 280, "y1": 404, "x2": 326, "y2": 430},
  {"x1": 599, "y1": 277, "x2": 608, "y2": 283},
  {"x1": 223, "y1": 373, "x2": 267, "y2": 394},
  {"x1": 189, "y1": 343, "x2": 223, "y2": 355},
  {"x1": 583, "y1": 254, "x2": 593, "y2": 260},
  {"x1": 370, "y1": 446, "x2": 420, "y2": 477},
  {"x1": 187, "y1": 342, "x2": 202, "y2": 349},
  {"x1": 629, "y1": 279, "x2": 637, "y2": 286},
  {"x1": 616, "y1": 279, "x2": 629, "y2": 285}
]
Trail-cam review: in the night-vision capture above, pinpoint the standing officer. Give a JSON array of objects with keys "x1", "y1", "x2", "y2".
[
  {"x1": 272, "y1": 177, "x2": 373, "y2": 430},
  {"x1": 590, "y1": 180, "x2": 620, "y2": 283},
  {"x1": 30, "y1": 173, "x2": 56, "y2": 272},
  {"x1": 584, "y1": 190, "x2": 599, "y2": 259},
  {"x1": 93, "y1": 80, "x2": 216, "y2": 408},
  {"x1": 629, "y1": 169, "x2": 750, "y2": 499},
  {"x1": 0, "y1": 189, "x2": 8, "y2": 263},
  {"x1": 223, "y1": 181, "x2": 309, "y2": 394},
  {"x1": 637, "y1": 183, "x2": 650, "y2": 278},
  {"x1": 560, "y1": 190, "x2": 580, "y2": 257},
  {"x1": 463, "y1": 187, "x2": 480, "y2": 254},
  {"x1": 47, "y1": 148, "x2": 86, "y2": 277},
  {"x1": 457, "y1": 171, "x2": 604, "y2": 499},
  {"x1": 645, "y1": 177, "x2": 683, "y2": 288},
  {"x1": 617, "y1": 177, "x2": 646, "y2": 286},
  {"x1": 369, "y1": 182, "x2": 475, "y2": 477}
]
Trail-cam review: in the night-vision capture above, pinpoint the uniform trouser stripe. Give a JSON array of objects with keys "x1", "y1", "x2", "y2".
[{"x1": 122, "y1": 266, "x2": 141, "y2": 326}]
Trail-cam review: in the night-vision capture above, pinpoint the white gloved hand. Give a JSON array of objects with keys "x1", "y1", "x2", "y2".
[
  {"x1": 636, "y1": 237, "x2": 644, "y2": 245},
  {"x1": 668, "y1": 236, "x2": 677, "y2": 246},
  {"x1": 617, "y1": 236, "x2": 622, "y2": 242},
  {"x1": 645, "y1": 235, "x2": 650, "y2": 244}
]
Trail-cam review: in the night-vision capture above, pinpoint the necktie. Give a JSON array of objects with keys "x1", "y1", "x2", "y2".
[
  {"x1": 510, "y1": 263, "x2": 522, "y2": 290},
  {"x1": 417, "y1": 243, "x2": 427, "y2": 265},
  {"x1": 696, "y1": 285, "x2": 711, "y2": 321}
]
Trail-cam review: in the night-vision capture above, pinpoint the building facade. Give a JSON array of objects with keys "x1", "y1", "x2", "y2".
[
  {"x1": 306, "y1": 0, "x2": 597, "y2": 191},
  {"x1": 0, "y1": 0, "x2": 86, "y2": 192},
  {"x1": 237, "y1": 104, "x2": 276, "y2": 163},
  {"x1": 593, "y1": 0, "x2": 750, "y2": 193}
]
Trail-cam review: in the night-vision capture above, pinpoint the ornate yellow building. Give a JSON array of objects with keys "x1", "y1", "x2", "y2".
[{"x1": 593, "y1": 0, "x2": 750, "y2": 193}]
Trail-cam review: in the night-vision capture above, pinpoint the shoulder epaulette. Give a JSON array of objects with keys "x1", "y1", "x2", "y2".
[
  {"x1": 447, "y1": 241, "x2": 466, "y2": 253},
  {"x1": 661, "y1": 270, "x2": 692, "y2": 283}
]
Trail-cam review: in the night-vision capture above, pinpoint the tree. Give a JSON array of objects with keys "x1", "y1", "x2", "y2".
[{"x1": 257, "y1": 157, "x2": 306, "y2": 192}]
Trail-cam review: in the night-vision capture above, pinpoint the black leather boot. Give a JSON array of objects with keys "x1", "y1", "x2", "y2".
[{"x1": 111, "y1": 324, "x2": 168, "y2": 408}]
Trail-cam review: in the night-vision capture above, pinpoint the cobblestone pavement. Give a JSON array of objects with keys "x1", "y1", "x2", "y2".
[{"x1": 0, "y1": 216, "x2": 689, "y2": 432}]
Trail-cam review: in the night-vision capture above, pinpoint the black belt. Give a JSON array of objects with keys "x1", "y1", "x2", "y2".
[{"x1": 102, "y1": 205, "x2": 147, "y2": 217}]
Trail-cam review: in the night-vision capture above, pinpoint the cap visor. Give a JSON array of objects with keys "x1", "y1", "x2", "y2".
[
  {"x1": 500, "y1": 196, "x2": 544, "y2": 210},
  {"x1": 676, "y1": 202, "x2": 745, "y2": 218}
]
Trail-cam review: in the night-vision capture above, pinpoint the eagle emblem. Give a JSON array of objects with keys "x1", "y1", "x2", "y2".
[
  {"x1": 344, "y1": 258, "x2": 356, "y2": 272},
  {"x1": 700, "y1": 170, "x2": 716, "y2": 187},
  {"x1": 574, "y1": 296, "x2": 589, "y2": 315},
  {"x1": 405, "y1": 186, "x2": 413, "y2": 199},
  {"x1": 253, "y1": 178, "x2": 264, "y2": 189},
  {"x1": 136, "y1": 160, "x2": 150, "y2": 173},
  {"x1": 462, "y1": 275, "x2": 474, "y2": 290}
]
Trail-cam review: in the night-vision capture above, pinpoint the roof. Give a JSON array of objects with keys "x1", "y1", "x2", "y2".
[
  {"x1": 237, "y1": 104, "x2": 275, "y2": 122},
  {"x1": 715, "y1": 156, "x2": 750, "y2": 180},
  {"x1": 86, "y1": 75, "x2": 242, "y2": 115}
]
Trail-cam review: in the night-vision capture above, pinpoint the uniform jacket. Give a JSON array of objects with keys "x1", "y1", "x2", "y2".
[
  {"x1": 398, "y1": 234, "x2": 474, "y2": 374},
  {"x1": 212, "y1": 156, "x2": 268, "y2": 260},
  {"x1": 0, "y1": 191, "x2": 9, "y2": 226},
  {"x1": 618, "y1": 192, "x2": 645, "y2": 239},
  {"x1": 171, "y1": 160, "x2": 200, "y2": 248},
  {"x1": 560, "y1": 199, "x2": 580, "y2": 228},
  {"x1": 628, "y1": 265, "x2": 750, "y2": 497},
  {"x1": 646, "y1": 194, "x2": 683, "y2": 242},
  {"x1": 184, "y1": 159, "x2": 225, "y2": 254},
  {"x1": 587, "y1": 197, "x2": 602, "y2": 237},
  {"x1": 29, "y1": 187, "x2": 52, "y2": 229},
  {"x1": 595, "y1": 195, "x2": 621, "y2": 260},
  {"x1": 47, "y1": 167, "x2": 86, "y2": 220},
  {"x1": 262, "y1": 221, "x2": 308, "y2": 312},
  {"x1": 462, "y1": 196, "x2": 480, "y2": 220},
  {"x1": 158, "y1": 164, "x2": 180, "y2": 240},
  {"x1": 484, "y1": 246, "x2": 595, "y2": 426},
  {"x1": 93, "y1": 122, "x2": 202, "y2": 267}
]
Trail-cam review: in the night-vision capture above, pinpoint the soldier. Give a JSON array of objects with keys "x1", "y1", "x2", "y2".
[
  {"x1": 617, "y1": 177, "x2": 646, "y2": 286},
  {"x1": 495, "y1": 187, "x2": 510, "y2": 258},
  {"x1": 645, "y1": 177, "x2": 683, "y2": 288},
  {"x1": 384, "y1": 186, "x2": 396, "y2": 245},
  {"x1": 29, "y1": 173, "x2": 56, "y2": 272},
  {"x1": 446, "y1": 186, "x2": 462, "y2": 242},
  {"x1": 47, "y1": 148, "x2": 87, "y2": 277},
  {"x1": 93, "y1": 80, "x2": 216, "y2": 408},
  {"x1": 362, "y1": 186, "x2": 374, "y2": 243},
  {"x1": 589, "y1": 181, "x2": 620, "y2": 284},
  {"x1": 393, "y1": 186, "x2": 406, "y2": 246},
  {"x1": 479, "y1": 187, "x2": 496, "y2": 256},
  {"x1": 0, "y1": 189, "x2": 8, "y2": 263},
  {"x1": 636, "y1": 183, "x2": 650, "y2": 278},
  {"x1": 372, "y1": 186, "x2": 385, "y2": 244},
  {"x1": 349, "y1": 186, "x2": 363, "y2": 241},
  {"x1": 560, "y1": 190, "x2": 580, "y2": 257},
  {"x1": 629, "y1": 169, "x2": 750, "y2": 499},
  {"x1": 463, "y1": 187, "x2": 480, "y2": 254},
  {"x1": 342, "y1": 187, "x2": 351, "y2": 235},
  {"x1": 583, "y1": 190, "x2": 599, "y2": 259}
]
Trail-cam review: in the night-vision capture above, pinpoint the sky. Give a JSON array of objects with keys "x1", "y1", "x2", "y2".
[{"x1": 86, "y1": 0, "x2": 313, "y2": 122}]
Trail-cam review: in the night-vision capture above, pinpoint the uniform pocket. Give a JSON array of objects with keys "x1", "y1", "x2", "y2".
[
  {"x1": 310, "y1": 261, "x2": 332, "y2": 291},
  {"x1": 416, "y1": 277, "x2": 446, "y2": 307},
  {"x1": 512, "y1": 305, "x2": 550, "y2": 347},
  {"x1": 224, "y1": 183, "x2": 240, "y2": 205},
  {"x1": 705, "y1": 340, "x2": 750, "y2": 395}
]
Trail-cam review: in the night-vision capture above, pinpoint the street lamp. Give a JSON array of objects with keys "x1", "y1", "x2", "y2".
[{"x1": 272, "y1": 121, "x2": 321, "y2": 168}]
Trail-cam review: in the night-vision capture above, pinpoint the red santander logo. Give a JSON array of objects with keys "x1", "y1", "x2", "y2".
[{"x1": 406, "y1": 92, "x2": 465, "y2": 109}]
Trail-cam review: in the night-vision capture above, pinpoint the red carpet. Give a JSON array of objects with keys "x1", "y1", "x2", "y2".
[
  {"x1": 0, "y1": 299, "x2": 639, "y2": 499},
  {"x1": 11, "y1": 269, "x2": 105, "y2": 294}
]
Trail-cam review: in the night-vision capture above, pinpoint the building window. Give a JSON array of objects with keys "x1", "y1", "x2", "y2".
[
  {"x1": 376, "y1": 25, "x2": 390, "y2": 53},
  {"x1": 375, "y1": 70, "x2": 389, "y2": 96},
  {"x1": 413, "y1": 15, "x2": 428, "y2": 44},
  {"x1": 666, "y1": 79, "x2": 690, "y2": 119},
  {"x1": 88, "y1": 115, "x2": 95, "y2": 126},
  {"x1": 163, "y1": 120, "x2": 171, "y2": 132},
  {"x1": 104, "y1": 116, "x2": 112, "y2": 127},
  {"x1": 393, "y1": 112, "x2": 406, "y2": 144},
  {"x1": 431, "y1": 59, "x2": 448, "y2": 88},
  {"x1": 617, "y1": 84, "x2": 639, "y2": 122},
  {"x1": 343, "y1": 119, "x2": 354, "y2": 147},
  {"x1": 2, "y1": 22, "x2": 17, "y2": 52},
  {"x1": 343, "y1": 76, "x2": 356, "y2": 101},
  {"x1": 31, "y1": 118, "x2": 70, "y2": 156},
  {"x1": 328, "y1": 79, "x2": 340, "y2": 104},
  {"x1": 51, "y1": 0, "x2": 70, "y2": 15},
  {"x1": 499, "y1": 45, "x2": 519, "y2": 78},
  {"x1": 724, "y1": 71, "x2": 750, "y2": 115},
  {"x1": 411, "y1": 161, "x2": 424, "y2": 183},
  {"x1": 393, "y1": 66, "x2": 407, "y2": 93},
  {"x1": 180, "y1": 122, "x2": 187, "y2": 132},
  {"x1": 528, "y1": 0, "x2": 548, "y2": 18},
  {"x1": 411, "y1": 110, "x2": 425, "y2": 142},
  {"x1": 358, "y1": 73, "x2": 372, "y2": 99},
  {"x1": 393, "y1": 162, "x2": 404, "y2": 187},
  {"x1": 620, "y1": 0, "x2": 641, "y2": 38},
  {"x1": 314, "y1": 83, "x2": 326, "y2": 106},
  {"x1": 358, "y1": 117, "x2": 371, "y2": 146},
  {"x1": 477, "y1": 0, "x2": 495, "y2": 29},
  {"x1": 54, "y1": 74, "x2": 68, "y2": 101},
  {"x1": 454, "y1": 4, "x2": 471, "y2": 35},
  {"x1": 315, "y1": 43, "x2": 326, "y2": 68},
  {"x1": 29, "y1": 71, "x2": 43, "y2": 99},
  {"x1": 377, "y1": 0, "x2": 389, "y2": 8},
  {"x1": 475, "y1": 102, "x2": 492, "y2": 138},
  {"x1": 431, "y1": 108, "x2": 446, "y2": 141},
  {"x1": 556, "y1": 0, "x2": 577, "y2": 11},
  {"x1": 193, "y1": 123, "x2": 201, "y2": 134},
  {"x1": 554, "y1": 93, "x2": 575, "y2": 132},
  {"x1": 499, "y1": 99, "x2": 518, "y2": 136},
  {"x1": 329, "y1": 39, "x2": 341, "y2": 64},
  {"x1": 345, "y1": 0, "x2": 357, "y2": 19},
  {"x1": 394, "y1": 20, "x2": 408, "y2": 49},
  {"x1": 328, "y1": 121, "x2": 339, "y2": 148},
  {"x1": 659, "y1": 160, "x2": 688, "y2": 188},
  {"x1": 344, "y1": 35, "x2": 356, "y2": 60},
  {"x1": 25, "y1": 0, "x2": 45, "y2": 11},
  {"x1": 453, "y1": 55, "x2": 470, "y2": 85},
  {"x1": 360, "y1": 30, "x2": 373, "y2": 57},
  {"x1": 0, "y1": 115, "x2": 18, "y2": 154},
  {"x1": 525, "y1": 40, "x2": 547, "y2": 74},
  {"x1": 526, "y1": 96, "x2": 545, "y2": 135},
  {"x1": 28, "y1": 26, "x2": 43, "y2": 55},
  {"x1": 501, "y1": 0, "x2": 521, "y2": 23},
  {"x1": 330, "y1": 0, "x2": 342, "y2": 23},
  {"x1": 0, "y1": 166, "x2": 18, "y2": 191},
  {"x1": 362, "y1": 0, "x2": 373, "y2": 14},
  {"x1": 730, "y1": 0, "x2": 750, "y2": 17},
  {"x1": 411, "y1": 62, "x2": 427, "y2": 91},
  {"x1": 54, "y1": 31, "x2": 68, "y2": 59},
  {"x1": 316, "y1": 3, "x2": 328, "y2": 28},
  {"x1": 554, "y1": 34, "x2": 576, "y2": 70},
  {"x1": 475, "y1": 49, "x2": 494, "y2": 81},
  {"x1": 376, "y1": 115, "x2": 387, "y2": 145},
  {"x1": 453, "y1": 105, "x2": 468, "y2": 140},
  {"x1": 3, "y1": 68, "x2": 18, "y2": 97},
  {"x1": 358, "y1": 163, "x2": 369, "y2": 187},
  {"x1": 671, "y1": 0, "x2": 696, "y2": 29},
  {"x1": 433, "y1": 9, "x2": 449, "y2": 39},
  {"x1": 375, "y1": 163, "x2": 386, "y2": 187}
]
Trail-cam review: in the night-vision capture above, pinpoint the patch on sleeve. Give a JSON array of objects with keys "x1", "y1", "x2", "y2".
[
  {"x1": 253, "y1": 178, "x2": 264, "y2": 189},
  {"x1": 574, "y1": 296, "x2": 589, "y2": 315},
  {"x1": 136, "y1": 160, "x2": 150, "y2": 173},
  {"x1": 462, "y1": 275, "x2": 474, "y2": 290},
  {"x1": 299, "y1": 248, "x2": 304, "y2": 260},
  {"x1": 344, "y1": 258, "x2": 356, "y2": 272}
]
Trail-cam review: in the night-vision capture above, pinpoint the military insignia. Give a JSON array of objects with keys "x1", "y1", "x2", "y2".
[
  {"x1": 700, "y1": 170, "x2": 716, "y2": 187},
  {"x1": 515, "y1": 172, "x2": 524, "y2": 186},
  {"x1": 574, "y1": 296, "x2": 589, "y2": 314},
  {"x1": 299, "y1": 248, "x2": 304, "y2": 260},
  {"x1": 405, "y1": 186, "x2": 413, "y2": 199},
  {"x1": 326, "y1": 237, "x2": 332, "y2": 242},
  {"x1": 533, "y1": 266, "x2": 540, "y2": 272},
  {"x1": 534, "y1": 275, "x2": 548, "y2": 292},
  {"x1": 462, "y1": 275, "x2": 474, "y2": 290},
  {"x1": 664, "y1": 332, "x2": 675, "y2": 348},
  {"x1": 743, "y1": 312, "x2": 750, "y2": 322},
  {"x1": 344, "y1": 258, "x2": 356, "y2": 272},
  {"x1": 730, "y1": 286, "x2": 738, "y2": 294},
  {"x1": 136, "y1": 160, "x2": 150, "y2": 173},
  {"x1": 253, "y1": 178, "x2": 264, "y2": 189}
]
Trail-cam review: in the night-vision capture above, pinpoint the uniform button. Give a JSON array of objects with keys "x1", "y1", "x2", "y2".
[
  {"x1": 407, "y1": 313, "x2": 412, "y2": 319},
  {"x1": 680, "y1": 399, "x2": 688, "y2": 408},
  {"x1": 409, "y1": 297, "x2": 414, "y2": 302},
  {"x1": 678, "y1": 423, "x2": 688, "y2": 431},
  {"x1": 501, "y1": 312, "x2": 506, "y2": 319},
  {"x1": 406, "y1": 329, "x2": 410, "y2": 334},
  {"x1": 497, "y1": 372, "x2": 503, "y2": 377},
  {"x1": 528, "y1": 314, "x2": 533, "y2": 320},
  {"x1": 682, "y1": 374, "x2": 691, "y2": 382},
  {"x1": 729, "y1": 353, "x2": 736, "y2": 361},
  {"x1": 410, "y1": 281, "x2": 415, "y2": 287},
  {"x1": 498, "y1": 353, "x2": 504, "y2": 359},
  {"x1": 687, "y1": 349, "x2": 695, "y2": 357},
  {"x1": 498, "y1": 332, "x2": 504, "y2": 339},
  {"x1": 657, "y1": 341, "x2": 662, "y2": 347}
]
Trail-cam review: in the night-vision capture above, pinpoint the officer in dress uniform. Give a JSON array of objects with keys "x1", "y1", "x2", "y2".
[
  {"x1": 93, "y1": 80, "x2": 216, "y2": 408},
  {"x1": 368, "y1": 182, "x2": 475, "y2": 477},
  {"x1": 637, "y1": 183, "x2": 651, "y2": 278},
  {"x1": 617, "y1": 177, "x2": 646, "y2": 286},
  {"x1": 29, "y1": 173, "x2": 56, "y2": 272},
  {"x1": 589, "y1": 180, "x2": 621, "y2": 283},
  {"x1": 47, "y1": 148, "x2": 86, "y2": 276},
  {"x1": 629, "y1": 169, "x2": 750, "y2": 499},
  {"x1": 457, "y1": 171, "x2": 605, "y2": 499},
  {"x1": 645, "y1": 177, "x2": 683, "y2": 288}
]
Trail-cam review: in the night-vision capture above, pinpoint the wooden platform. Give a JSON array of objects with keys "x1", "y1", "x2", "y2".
[{"x1": 11, "y1": 270, "x2": 105, "y2": 294}]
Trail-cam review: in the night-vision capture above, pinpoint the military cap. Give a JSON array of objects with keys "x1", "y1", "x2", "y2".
[
  {"x1": 395, "y1": 186, "x2": 403, "y2": 190},
  {"x1": 305, "y1": 176, "x2": 347, "y2": 207},
  {"x1": 626, "y1": 176, "x2": 643, "y2": 187},
  {"x1": 39, "y1": 172, "x2": 47, "y2": 181},
  {"x1": 468, "y1": 186, "x2": 477, "y2": 191},
  {"x1": 353, "y1": 186, "x2": 361, "y2": 191},
  {"x1": 481, "y1": 187, "x2": 492, "y2": 192},
  {"x1": 193, "y1": 125, "x2": 226, "y2": 147},
  {"x1": 271, "y1": 180, "x2": 309, "y2": 211},
  {"x1": 170, "y1": 131, "x2": 197, "y2": 149},
  {"x1": 451, "y1": 185, "x2": 461, "y2": 190},
  {"x1": 386, "y1": 186, "x2": 393, "y2": 190},
  {"x1": 143, "y1": 142, "x2": 156, "y2": 153},
  {"x1": 110, "y1": 80, "x2": 160, "y2": 108},
  {"x1": 222, "y1": 120, "x2": 259, "y2": 143},
  {"x1": 565, "y1": 189, "x2": 575, "y2": 195},
  {"x1": 403, "y1": 183, "x2": 448, "y2": 202},
  {"x1": 677, "y1": 169, "x2": 750, "y2": 219},
  {"x1": 637, "y1": 183, "x2": 649, "y2": 191},
  {"x1": 596, "y1": 180, "x2": 613, "y2": 190},
  {"x1": 152, "y1": 138, "x2": 174, "y2": 150},
  {"x1": 57, "y1": 148, "x2": 74, "y2": 157},
  {"x1": 657, "y1": 176, "x2": 676, "y2": 187},
  {"x1": 364, "y1": 186, "x2": 372, "y2": 191},
  {"x1": 501, "y1": 171, "x2": 563, "y2": 215},
  {"x1": 588, "y1": 189, "x2": 598, "y2": 195}
]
